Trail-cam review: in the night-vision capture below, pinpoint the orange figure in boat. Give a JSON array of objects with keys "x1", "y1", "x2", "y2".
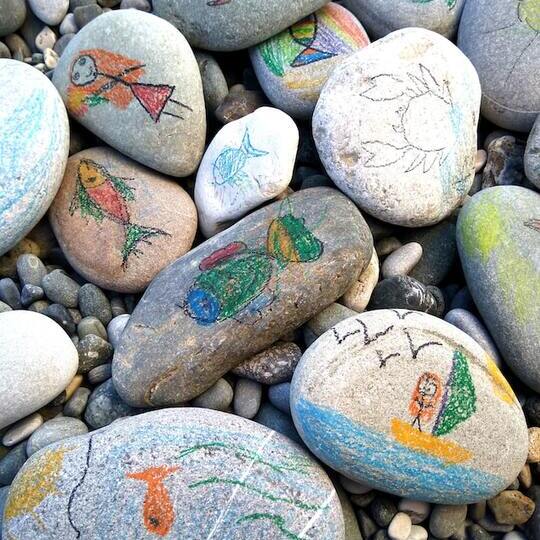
[
  {"x1": 409, "y1": 372, "x2": 443, "y2": 432},
  {"x1": 127, "y1": 465, "x2": 179, "y2": 537},
  {"x1": 67, "y1": 49, "x2": 192, "y2": 122}
]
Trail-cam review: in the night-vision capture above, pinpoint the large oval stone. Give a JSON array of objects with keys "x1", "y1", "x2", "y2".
[
  {"x1": 0, "y1": 311, "x2": 79, "y2": 429},
  {"x1": 52, "y1": 10, "x2": 206, "y2": 177},
  {"x1": 0, "y1": 59, "x2": 69, "y2": 256},
  {"x1": 152, "y1": 0, "x2": 329, "y2": 52},
  {"x1": 113, "y1": 187, "x2": 372, "y2": 406},
  {"x1": 457, "y1": 0, "x2": 540, "y2": 132},
  {"x1": 313, "y1": 27, "x2": 481, "y2": 227},
  {"x1": 49, "y1": 147, "x2": 198, "y2": 293},
  {"x1": 2, "y1": 408, "x2": 345, "y2": 539},
  {"x1": 457, "y1": 186, "x2": 540, "y2": 391},
  {"x1": 290, "y1": 309, "x2": 528, "y2": 504},
  {"x1": 344, "y1": 0, "x2": 466, "y2": 40}
]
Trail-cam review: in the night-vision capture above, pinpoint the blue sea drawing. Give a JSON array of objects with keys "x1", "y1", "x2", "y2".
[
  {"x1": 293, "y1": 398, "x2": 505, "y2": 504},
  {"x1": 212, "y1": 128, "x2": 268, "y2": 190}
]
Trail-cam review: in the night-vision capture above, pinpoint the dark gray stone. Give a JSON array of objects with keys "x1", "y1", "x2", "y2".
[
  {"x1": 268, "y1": 382, "x2": 291, "y2": 415},
  {"x1": 113, "y1": 188, "x2": 372, "y2": 406},
  {"x1": 194, "y1": 51, "x2": 228, "y2": 113},
  {"x1": 63, "y1": 386, "x2": 91, "y2": 417},
  {"x1": 0, "y1": 278, "x2": 20, "y2": 309},
  {"x1": 27, "y1": 299, "x2": 50, "y2": 314},
  {"x1": 16, "y1": 254, "x2": 47, "y2": 287},
  {"x1": 42, "y1": 269, "x2": 80, "y2": 308},
  {"x1": 0, "y1": 41, "x2": 10, "y2": 58},
  {"x1": 77, "y1": 316, "x2": 107, "y2": 340},
  {"x1": 254, "y1": 402, "x2": 302, "y2": 444},
  {"x1": 78, "y1": 283, "x2": 112, "y2": 325},
  {"x1": 467, "y1": 524, "x2": 493, "y2": 540},
  {"x1": 53, "y1": 32, "x2": 74, "y2": 56},
  {"x1": 233, "y1": 378, "x2": 262, "y2": 419},
  {"x1": 0, "y1": 0, "x2": 26, "y2": 37},
  {"x1": 370, "y1": 496, "x2": 398, "y2": 528},
  {"x1": 20, "y1": 284, "x2": 44, "y2": 307},
  {"x1": 356, "y1": 508, "x2": 378, "y2": 539},
  {"x1": 482, "y1": 136, "x2": 527, "y2": 189},
  {"x1": 73, "y1": 3, "x2": 103, "y2": 27},
  {"x1": 45, "y1": 303, "x2": 76, "y2": 334},
  {"x1": 429, "y1": 504, "x2": 467, "y2": 539},
  {"x1": 87, "y1": 362, "x2": 112, "y2": 385},
  {"x1": 0, "y1": 442, "x2": 27, "y2": 485},
  {"x1": 76, "y1": 334, "x2": 113, "y2": 373}
]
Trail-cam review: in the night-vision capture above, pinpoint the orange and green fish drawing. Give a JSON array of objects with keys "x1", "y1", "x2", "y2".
[
  {"x1": 69, "y1": 159, "x2": 170, "y2": 269},
  {"x1": 127, "y1": 466, "x2": 179, "y2": 537}
]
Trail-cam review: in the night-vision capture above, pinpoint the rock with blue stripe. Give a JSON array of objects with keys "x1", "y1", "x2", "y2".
[{"x1": 290, "y1": 309, "x2": 528, "y2": 504}]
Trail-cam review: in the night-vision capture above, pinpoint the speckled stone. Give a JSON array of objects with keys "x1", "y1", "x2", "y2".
[
  {"x1": 250, "y1": 3, "x2": 370, "y2": 119},
  {"x1": 53, "y1": 10, "x2": 206, "y2": 177},
  {"x1": 214, "y1": 84, "x2": 265, "y2": 124},
  {"x1": 344, "y1": 0, "x2": 466, "y2": 40},
  {"x1": 313, "y1": 28, "x2": 480, "y2": 227},
  {"x1": 76, "y1": 334, "x2": 113, "y2": 374},
  {"x1": 63, "y1": 387, "x2": 91, "y2": 418},
  {"x1": 0, "y1": 60, "x2": 69, "y2": 256},
  {"x1": 525, "y1": 114, "x2": 540, "y2": 188},
  {"x1": 291, "y1": 309, "x2": 529, "y2": 504},
  {"x1": 44, "y1": 303, "x2": 76, "y2": 335},
  {"x1": 26, "y1": 417, "x2": 88, "y2": 456},
  {"x1": 16, "y1": 254, "x2": 47, "y2": 287},
  {"x1": 42, "y1": 269, "x2": 80, "y2": 308},
  {"x1": 113, "y1": 188, "x2": 372, "y2": 407},
  {"x1": 3, "y1": 408, "x2": 345, "y2": 538},
  {"x1": 458, "y1": 0, "x2": 540, "y2": 131},
  {"x1": 152, "y1": 0, "x2": 329, "y2": 51},
  {"x1": 50, "y1": 148, "x2": 198, "y2": 293},
  {"x1": 482, "y1": 136, "x2": 527, "y2": 189},
  {"x1": 457, "y1": 186, "x2": 540, "y2": 391},
  {"x1": 0, "y1": 278, "x2": 21, "y2": 309},
  {"x1": 87, "y1": 363, "x2": 111, "y2": 385},
  {"x1": 429, "y1": 504, "x2": 467, "y2": 538},
  {"x1": 77, "y1": 316, "x2": 107, "y2": 340},
  {"x1": 0, "y1": 311, "x2": 78, "y2": 430},
  {"x1": 77, "y1": 284, "x2": 112, "y2": 325},
  {"x1": 487, "y1": 490, "x2": 535, "y2": 525}
]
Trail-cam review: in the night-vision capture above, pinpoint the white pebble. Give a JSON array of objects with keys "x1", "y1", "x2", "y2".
[
  {"x1": 382, "y1": 242, "x2": 423, "y2": 279},
  {"x1": 388, "y1": 512, "x2": 413, "y2": 540},
  {"x1": 407, "y1": 525, "x2": 428, "y2": 540}
]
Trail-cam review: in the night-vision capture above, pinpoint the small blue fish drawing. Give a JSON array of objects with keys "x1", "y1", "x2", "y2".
[{"x1": 212, "y1": 128, "x2": 268, "y2": 188}]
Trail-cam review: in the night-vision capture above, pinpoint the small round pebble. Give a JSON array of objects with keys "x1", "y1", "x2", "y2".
[
  {"x1": 192, "y1": 378, "x2": 233, "y2": 412},
  {"x1": 59, "y1": 12, "x2": 78, "y2": 34},
  {"x1": 110, "y1": 296, "x2": 126, "y2": 317},
  {"x1": 77, "y1": 316, "x2": 107, "y2": 340},
  {"x1": 233, "y1": 378, "x2": 262, "y2": 419},
  {"x1": 340, "y1": 475, "x2": 372, "y2": 495},
  {"x1": 106, "y1": 314, "x2": 130, "y2": 348},
  {"x1": 408, "y1": 525, "x2": 428, "y2": 540},
  {"x1": 381, "y1": 242, "x2": 423, "y2": 279},
  {"x1": 388, "y1": 512, "x2": 412, "y2": 540},
  {"x1": 2, "y1": 413, "x2": 43, "y2": 447},
  {"x1": 63, "y1": 386, "x2": 91, "y2": 418},
  {"x1": 76, "y1": 334, "x2": 113, "y2": 374},
  {"x1": 27, "y1": 299, "x2": 50, "y2": 314},
  {"x1": 73, "y1": 3, "x2": 103, "y2": 27},
  {"x1": 429, "y1": 504, "x2": 468, "y2": 539},
  {"x1": 370, "y1": 496, "x2": 397, "y2": 528},
  {"x1": 35, "y1": 26, "x2": 56, "y2": 53},
  {"x1": 26, "y1": 416, "x2": 88, "y2": 456},
  {"x1": 268, "y1": 382, "x2": 291, "y2": 415},
  {"x1": 87, "y1": 363, "x2": 112, "y2": 385},
  {"x1": 467, "y1": 524, "x2": 492, "y2": 540},
  {"x1": 78, "y1": 283, "x2": 112, "y2": 325},
  {"x1": 41, "y1": 269, "x2": 80, "y2": 308},
  {"x1": 16, "y1": 254, "x2": 47, "y2": 286},
  {"x1": 398, "y1": 500, "x2": 431, "y2": 525},
  {"x1": 20, "y1": 284, "x2": 44, "y2": 307}
]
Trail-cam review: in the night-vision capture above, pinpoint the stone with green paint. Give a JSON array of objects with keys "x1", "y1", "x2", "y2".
[
  {"x1": 457, "y1": 186, "x2": 540, "y2": 391},
  {"x1": 2, "y1": 408, "x2": 345, "y2": 539},
  {"x1": 113, "y1": 187, "x2": 373, "y2": 406}
]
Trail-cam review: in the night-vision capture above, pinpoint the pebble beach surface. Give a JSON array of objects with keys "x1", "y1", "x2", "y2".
[{"x1": 0, "y1": 1, "x2": 539, "y2": 539}]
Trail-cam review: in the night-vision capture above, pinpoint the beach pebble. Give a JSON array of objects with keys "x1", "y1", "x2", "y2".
[
  {"x1": 527, "y1": 427, "x2": 540, "y2": 463},
  {"x1": 232, "y1": 342, "x2": 302, "y2": 385},
  {"x1": 0, "y1": 301, "x2": 12, "y2": 313},
  {"x1": 194, "y1": 51, "x2": 228, "y2": 112},
  {"x1": 388, "y1": 512, "x2": 412, "y2": 540},
  {"x1": 250, "y1": 2, "x2": 370, "y2": 118},
  {"x1": 371, "y1": 496, "x2": 397, "y2": 527},
  {"x1": 50, "y1": 147, "x2": 198, "y2": 292},
  {"x1": 192, "y1": 378, "x2": 233, "y2": 411},
  {"x1": 0, "y1": 442, "x2": 27, "y2": 485},
  {"x1": 0, "y1": 278, "x2": 21, "y2": 309},
  {"x1": 41, "y1": 269, "x2": 80, "y2": 308},
  {"x1": 3, "y1": 408, "x2": 344, "y2": 538},
  {"x1": 16, "y1": 254, "x2": 47, "y2": 287},
  {"x1": 2, "y1": 413, "x2": 44, "y2": 447},
  {"x1": 341, "y1": 249, "x2": 379, "y2": 312},
  {"x1": 313, "y1": 27, "x2": 480, "y2": 227},
  {"x1": 525, "y1": 114, "x2": 540, "y2": 188},
  {"x1": 120, "y1": 0, "x2": 150, "y2": 10},
  {"x1": 152, "y1": 0, "x2": 329, "y2": 51},
  {"x1": 54, "y1": 33, "x2": 75, "y2": 56},
  {"x1": 77, "y1": 316, "x2": 107, "y2": 340},
  {"x1": 59, "y1": 13, "x2": 78, "y2": 35},
  {"x1": 398, "y1": 499, "x2": 431, "y2": 524},
  {"x1": 44, "y1": 303, "x2": 76, "y2": 335},
  {"x1": 291, "y1": 309, "x2": 529, "y2": 504},
  {"x1": 482, "y1": 136, "x2": 526, "y2": 189},
  {"x1": 457, "y1": 186, "x2": 540, "y2": 391},
  {"x1": 107, "y1": 314, "x2": 130, "y2": 348},
  {"x1": 63, "y1": 387, "x2": 91, "y2": 417},
  {"x1": 86, "y1": 363, "x2": 111, "y2": 385},
  {"x1": 76, "y1": 334, "x2": 113, "y2": 374},
  {"x1": 195, "y1": 107, "x2": 298, "y2": 238},
  {"x1": 408, "y1": 525, "x2": 428, "y2": 540},
  {"x1": 382, "y1": 242, "x2": 423, "y2": 279},
  {"x1": 487, "y1": 490, "x2": 535, "y2": 525},
  {"x1": 429, "y1": 504, "x2": 467, "y2": 538},
  {"x1": 0, "y1": 0, "x2": 26, "y2": 37},
  {"x1": 305, "y1": 302, "x2": 358, "y2": 339},
  {"x1": 28, "y1": 0, "x2": 69, "y2": 26},
  {"x1": 254, "y1": 402, "x2": 302, "y2": 444},
  {"x1": 344, "y1": 0, "x2": 466, "y2": 40},
  {"x1": 73, "y1": 3, "x2": 103, "y2": 27},
  {"x1": 20, "y1": 284, "x2": 44, "y2": 308},
  {"x1": 0, "y1": 60, "x2": 69, "y2": 256},
  {"x1": 113, "y1": 188, "x2": 372, "y2": 407},
  {"x1": 53, "y1": 10, "x2": 206, "y2": 177},
  {"x1": 0, "y1": 311, "x2": 78, "y2": 430},
  {"x1": 233, "y1": 378, "x2": 262, "y2": 419},
  {"x1": 26, "y1": 417, "x2": 88, "y2": 457},
  {"x1": 214, "y1": 84, "x2": 265, "y2": 124},
  {"x1": 458, "y1": 0, "x2": 540, "y2": 131},
  {"x1": 77, "y1": 284, "x2": 111, "y2": 325},
  {"x1": 35, "y1": 26, "x2": 57, "y2": 52}
]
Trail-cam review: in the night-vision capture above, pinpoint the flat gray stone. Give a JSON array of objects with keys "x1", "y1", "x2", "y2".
[
  {"x1": 53, "y1": 10, "x2": 206, "y2": 177},
  {"x1": 26, "y1": 417, "x2": 88, "y2": 456},
  {"x1": 2, "y1": 408, "x2": 345, "y2": 539},
  {"x1": 152, "y1": 0, "x2": 329, "y2": 51},
  {"x1": 113, "y1": 187, "x2": 372, "y2": 406},
  {"x1": 233, "y1": 378, "x2": 262, "y2": 419},
  {"x1": 457, "y1": 186, "x2": 540, "y2": 391},
  {"x1": 458, "y1": 0, "x2": 540, "y2": 132},
  {"x1": 0, "y1": 60, "x2": 69, "y2": 256}
]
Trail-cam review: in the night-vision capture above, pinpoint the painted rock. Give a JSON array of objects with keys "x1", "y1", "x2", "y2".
[
  {"x1": 249, "y1": 3, "x2": 370, "y2": 119},
  {"x1": 0, "y1": 60, "x2": 69, "y2": 256},
  {"x1": 313, "y1": 28, "x2": 481, "y2": 227},
  {"x1": 113, "y1": 187, "x2": 373, "y2": 406},
  {"x1": 525, "y1": 114, "x2": 540, "y2": 188},
  {"x1": 52, "y1": 10, "x2": 206, "y2": 177},
  {"x1": 290, "y1": 309, "x2": 528, "y2": 504},
  {"x1": 457, "y1": 186, "x2": 540, "y2": 391},
  {"x1": 195, "y1": 107, "x2": 298, "y2": 238},
  {"x1": 49, "y1": 147, "x2": 198, "y2": 293},
  {"x1": 0, "y1": 311, "x2": 78, "y2": 430},
  {"x1": 458, "y1": 0, "x2": 540, "y2": 132},
  {"x1": 2, "y1": 408, "x2": 345, "y2": 539},
  {"x1": 344, "y1": 0, "x2": 466, "y2": 40},
  {"x1": 152, "y1": 0, "x2": 329, "y2": 52}
]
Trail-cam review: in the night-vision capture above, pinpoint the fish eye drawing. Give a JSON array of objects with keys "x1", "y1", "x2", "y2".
[
  {"x1": 358, "y1": 63, "x2": 454, "y2": 174},
  {"x1": 480, "y1": 0, "x2": 540, "y2": 83},
  {"x1": 184, "y1": 198, "x2": 323, "y2": 326},
  {"x1": 411, "y1": 0, "x2": 457, "y2": 9},
  {"x1": 67, "y1": 49, "x2": 193, "y2": 122},
  {"x1": 69, "y1": 158, "x2": 170, "y2": 270}
]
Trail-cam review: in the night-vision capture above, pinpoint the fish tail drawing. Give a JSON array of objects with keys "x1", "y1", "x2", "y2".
[
  {"x1": 240, "y1": 129, "x2": 269, "y2": 158},
  {"x1": 127, "y1": 465, "x2": 179, "y2": 485},
  {"x1": 122, "y1": 223, "x2": 170, "y2": 269}
]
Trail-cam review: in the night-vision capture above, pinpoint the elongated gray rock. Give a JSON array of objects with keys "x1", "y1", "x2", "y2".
[
  {"x1": 152, "y1": 0, "x2": 329, "y2": 51},
  {"x1": 2, "y1": 408, "x2": 345, "y2": 539},
  {"x1": 52, "y1": 10, "x2": 206, "y2": 176},
  {"x1": 113, "y1": 187, "x2": 373, "y2": 406}
]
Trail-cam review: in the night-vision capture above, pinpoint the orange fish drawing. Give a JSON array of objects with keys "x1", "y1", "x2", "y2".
[{"x1": 127, "y1": 466, "x2": 179, "y2": 537}]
